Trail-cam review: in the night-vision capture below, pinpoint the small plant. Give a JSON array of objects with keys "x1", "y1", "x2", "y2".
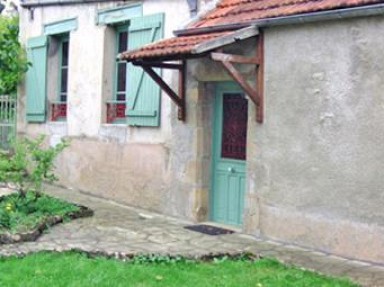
[
  {"x1": 0, "y1": 191, "x2": 82, "y2": 234},
  {"x1": 0, "y1": 136, "x2": 92, "y2": 239},
  {"x1": 213, "y1": 255, "x2": 229, "y2": 264},
  {"x1": 0, "y1": 135, "x2": 69, "y2": 198},
  {"x1": 131, "y1": 254, "x2": 190, "y2": 265},
  {"x1": 0, "y1": 207, "x2": 11, "y2": 229}
]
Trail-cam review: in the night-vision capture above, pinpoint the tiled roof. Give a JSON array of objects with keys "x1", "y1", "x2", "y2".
[
  {"x1": 123, "y1": 0, "x2": 384, "y2": 61},
  {"x1": 121, "y1": 31, "x2": 231, "y2": 61},
  {"x1": 191, "y1": 0, "x2": 384, "y2": 28}
]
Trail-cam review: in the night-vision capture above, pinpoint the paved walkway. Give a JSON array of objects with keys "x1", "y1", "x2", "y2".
[{"x1": 1, "y1": 185, "x2": 384, "y2": 287}]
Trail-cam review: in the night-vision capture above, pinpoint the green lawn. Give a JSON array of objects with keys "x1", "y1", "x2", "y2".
[{"x1": 0, "y1": 252, "x2": 359, "y2": 287}]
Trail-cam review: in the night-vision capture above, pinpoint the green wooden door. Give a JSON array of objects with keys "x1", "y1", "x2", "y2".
[{"x1": 211, "y1": 82, "x2": 248, "y2": 226}]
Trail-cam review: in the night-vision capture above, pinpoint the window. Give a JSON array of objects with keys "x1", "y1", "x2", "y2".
[
  {"x1": 106, "y1": 25, "x2": 128, "y2": 123},
  {"x1": 115, "y1": 27, "x2": 128, "y2": 102},
  {"x1": 51, "y1": 34, "x2": 69, "y2": 121},
  {"x1": 100, "y1": 7, "x2": 164, "y2": 126},
  {"x1": 60, "y1": 37, "x2": 69, "y2": 102},
  {"x1": 25, "y1": 18, "x2": 77, "y2": 123}
]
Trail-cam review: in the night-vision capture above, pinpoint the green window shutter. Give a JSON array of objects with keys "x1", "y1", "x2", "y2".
[
  {"x1": 126, "y1": 13, "x2": 164, "y2": 127},
  {"x1": 26, "y1": 36, "x2": 48, "y2": 123}
]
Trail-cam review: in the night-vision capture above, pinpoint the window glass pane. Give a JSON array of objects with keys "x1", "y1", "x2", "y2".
[
  {"x1": 62, "y1": 40, "x2": 69, "y2": 66},
  {"x1": 221, "y1": 93, "x2": 248, "y2": 160},
  {"x1": 60, "y1": 93, "x2": 67, "y2": 102},
  {"x1": 116, "y1": 92, "x2": 125, "y2": 102},
  {"x1": 115, "y1": 28, "x2": 128, "y2": 103},
  {"x1": 117, "y1": 63, "x2": 127, "y2": 92},
  {"x1": 61, "y1": 68, "x2": 68, "y2": 94},
  {"x1": 118, "y1": 31, "x2": 128, "y2": 53}
]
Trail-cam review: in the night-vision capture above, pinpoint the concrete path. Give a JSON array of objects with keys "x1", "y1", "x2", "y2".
[{"x1": 1, "y1": 185, "x2": 383, "y2": 287}]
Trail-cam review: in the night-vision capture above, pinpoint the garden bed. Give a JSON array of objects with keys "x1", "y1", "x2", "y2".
[{"x1": 0, "y1": 192, "x2": 93, "y2": 244}]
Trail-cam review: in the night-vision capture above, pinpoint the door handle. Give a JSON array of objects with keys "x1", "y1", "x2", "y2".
[{"x1": 228, "y1": 167, "x2": 235, "y2": 173}]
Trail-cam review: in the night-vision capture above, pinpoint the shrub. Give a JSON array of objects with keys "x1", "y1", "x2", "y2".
[
  {"x1": 0, "y1": 136, "x2": 69, "y2": 197},
  {"x1": 0, "y1": 16, "x2": 29, "y2": 96}
]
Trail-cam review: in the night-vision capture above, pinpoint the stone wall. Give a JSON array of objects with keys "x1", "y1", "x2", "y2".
[
  {"x1": 247, "y1": 17, "x2": 384, "y2": 263},
  {"x1": 186, "y1": 16, "x2": 384, "y2": 264},
  {"x1": 17, "y1": 0, "x2": 203, "y2": 218}
]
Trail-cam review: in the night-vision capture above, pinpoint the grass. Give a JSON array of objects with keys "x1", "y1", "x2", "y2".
[
  {"x1": 0, "y1": 192, "x2": 80, "y2": 233},
  {"x1": 0, "y1": 252, "x2": 359, "y2": 287}
]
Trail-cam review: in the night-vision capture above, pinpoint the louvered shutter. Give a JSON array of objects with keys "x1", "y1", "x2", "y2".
[
  {"x1": 26, "y1": 36, "x2": 48, "y2": 122},
  {"x1": 126, "y1": 13, "x2": 164, "y2": 127}
]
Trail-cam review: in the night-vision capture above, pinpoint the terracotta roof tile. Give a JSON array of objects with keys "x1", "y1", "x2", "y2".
[
  {"x1": 123, "y1": 0, "x2": 384, "y2": 60},
  {"x1": 121, "y1": 31, "x2": 231, "y2": 60},
  {"x1": 191, "y1": 0, "x2": 384, "y2": 28}
]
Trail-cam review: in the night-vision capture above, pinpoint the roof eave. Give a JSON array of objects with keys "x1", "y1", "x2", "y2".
[
  {"x1": 121, "y1": 27, "x2": 259, "y2": 62},
  {"x1": 192, "y1": 26, "x2": 259, "y2": 54},
  {"x1": 175, "y1": 3, "x2": 384, "y2": 37},
  {"x1": 130, "y1": 53, "x2": 207, "y2": 63}
]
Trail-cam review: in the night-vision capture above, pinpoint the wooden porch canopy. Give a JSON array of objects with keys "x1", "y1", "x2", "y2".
[{"x1": 120, "y1": 26, "x2": 265, "y2": 123}]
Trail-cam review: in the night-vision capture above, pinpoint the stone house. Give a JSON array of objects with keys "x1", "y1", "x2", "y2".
[
  {"x1": 19, "y1": 0, "x2": 384, "y2": 264},
  {"x1": 18, "y1": 0, "x2": 214, "y2": 214}
]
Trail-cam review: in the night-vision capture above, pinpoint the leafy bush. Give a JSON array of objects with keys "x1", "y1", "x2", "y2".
[
  {"x1": 0, "y1": 16, "x2": 29, "y2": 96},
  {"x1": 0, "y1": 208, "x2": 11, "y2": 229},
  {"x1": 0, "y1": 191, "x2": 80, "y2": 233},
  {"x1": 0, "y1": 135, "x2": 69, "y2": 197}
]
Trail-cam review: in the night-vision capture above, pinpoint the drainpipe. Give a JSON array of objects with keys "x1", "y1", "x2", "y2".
[
  {"x1": 186, "y1": 0, "x2": 198, "y2": 17},
  {"x1": 175, "y1": 3, "x2": 384, "y2": 36}
]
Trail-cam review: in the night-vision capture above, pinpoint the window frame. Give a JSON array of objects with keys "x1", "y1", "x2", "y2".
[
  {"x1": 42, "y1": 18, "x2": 77, "y2": 123},
  {"x1": 58, "y1": 34, "x2": 70, "y2": 104},
  {"x1": 50, "y1": 33, "x2": 70, "y2": 122},
  {"x1": 101, "y1": 10, "x2": 164, "y2": 126},
  {"x1": 114, "y1": 24, "x2": 129, "y2": 103},
  {"x1": 106, "y1": 24, "x2": 129, "y2": 124}
]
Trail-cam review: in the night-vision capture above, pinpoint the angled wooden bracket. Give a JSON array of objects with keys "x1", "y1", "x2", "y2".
[
  {"x1": 133, "y1": 60, "x2": 186, "y2": 121},
  {"x1": 211, "y1": 32, "x2": 264, "y2": 123}
]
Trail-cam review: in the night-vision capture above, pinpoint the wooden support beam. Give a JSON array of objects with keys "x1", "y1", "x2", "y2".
[
  {"x1": 256, "y1": 31, "x2": 264, "y2": 124},
  {"x1": 141, "y1": 65, "x2": 186, "y2": 121},
  {"x1": 178, "y1": 60, "x2": 186, "y2": 121},
  {"x1": 134, "y1": 61, "x2": 183, "y2": 70},
  {"x1": 220, "y1": 60, "x2": 260, "y2": 106},
  {"x1": 210, "y1": 32, "x2": 264, "y2": 123}
]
